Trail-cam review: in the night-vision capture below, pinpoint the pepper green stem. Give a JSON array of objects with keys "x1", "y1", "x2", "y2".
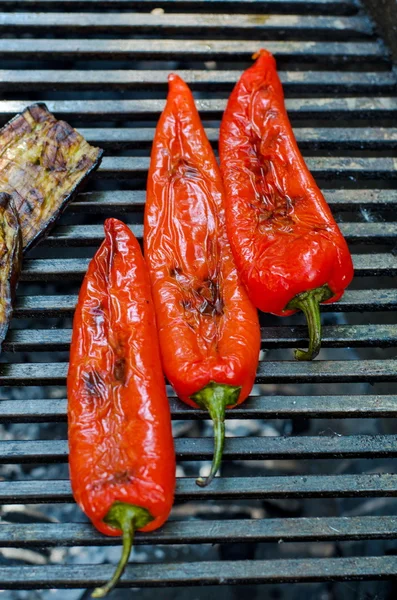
[
  {"x1": 91, "y1": 502, "x2": 153, "y2": 598},
  {"x1": 191, "y1": 381, "x2": 241, "y2": 488},
  {"x1": 286, "y1": 284, "x2": 333, "y2": 361}
]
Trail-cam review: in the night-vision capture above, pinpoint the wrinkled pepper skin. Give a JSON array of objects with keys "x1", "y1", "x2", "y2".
[
  {"x1": 219, "y1": 50, "x2": 353, "y2": 358},
  {"x1": 68, "y1": 219, "x2": 175, "y2": 596},
  {"x1": 145, "y1": 74, "x2": 260, "y2": 485},
  {"x1": 0, "y1": 193, "x2": 22, "y2": 350}
]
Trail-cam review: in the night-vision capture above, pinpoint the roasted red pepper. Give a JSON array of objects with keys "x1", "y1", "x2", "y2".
[
  {"x1": 68, "y1": 218, "x2": 175, "y2": 597},
  {"x1": 144, "y1": 74, "x2": 260, "y2": 487},
  {"x1": 219, "y1": 49, "x2": 354, "y2": 360}
]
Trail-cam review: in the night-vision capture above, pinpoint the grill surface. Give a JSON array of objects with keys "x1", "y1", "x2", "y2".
[{"x1": 0, "y1": 0, "x2": 397, "y2": 596}]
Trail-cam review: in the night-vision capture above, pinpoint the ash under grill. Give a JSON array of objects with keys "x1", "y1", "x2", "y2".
[{"x1": 0, "y1": 0, "x2": 397, "y2": 598}]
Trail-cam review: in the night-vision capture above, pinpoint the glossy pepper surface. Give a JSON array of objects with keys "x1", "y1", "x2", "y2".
[
  {"x1": 144, "y1": 74, "x2": 260, "y2": 487},
  {"x1": 68, "y1": 218, "x2": 175, "y2": 597},
  {"x1": 219, "y1": 49, "x2": 354, "y2": 360}
]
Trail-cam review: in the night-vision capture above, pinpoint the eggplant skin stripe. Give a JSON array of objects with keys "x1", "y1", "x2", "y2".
[
  {"x1": 0, "y1": 192, "x2": 21, "y2": 351},
  {"x1": 0, "y1": 102, "x2": 103, "y2": 252}
]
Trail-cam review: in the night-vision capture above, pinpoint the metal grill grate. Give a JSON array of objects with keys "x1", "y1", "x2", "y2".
[{"x1": 0, "y1": 0, "x2": 397, "y2": 594}]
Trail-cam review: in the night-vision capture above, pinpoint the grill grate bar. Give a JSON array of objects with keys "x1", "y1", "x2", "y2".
[
  {"x1": 2, "y1": 395, "x2": 397, "y2": 423},
  {"x1": 5, "y1": 324, "x2": 397, "y2": 352},
  {"x1": 0, "y1": 39, "x2": 380, "y2": 60},
  {"x1": 76, "y1": 127, "x2": 397, "y2": 150},
  {"x1": 2, "y1": 360, "x2": 397, "y2": 385},
  {"x1": 0, "y1": 556, "x2": 397, "y2": 589},
  {"x1": 1, "y1": 70, "x2": 394, "y2": 92},
  {"x1": 20, "y1": 254, "x2": 397, "y2": 280},
  {"x1": 96, "y1": 156, "x2": 397, "y2": 179},
  {"x1": 3, "y1": 435, "x2": 397, "y2": 463},
  {"x1": 0, "y1": 13, "x2": 374, "y2": 38},
  {"x1": 0, "y1": 0, "x2": 360, "y2": 12},
  {"x1": 41, "y1": 222, "x2": 397, "y2": 247},
  {"x1": 0, "y1": 557, "x2": 396, "y2": 588},
  {"x1": 2, "y1": 516, "x2": 397, "y2": 546},
  {"x1": 1, "y1": 474, "x2": 397, "y2": 503},
  {"x1": 70, "y1": 190, "x2": 397, "y2": 213},
  {"x1": 0, "y1": 97, "x2": 396, "y2": 121},
  {"x1": 14, "y1": 289, "x2": 397, "y2": 317}
]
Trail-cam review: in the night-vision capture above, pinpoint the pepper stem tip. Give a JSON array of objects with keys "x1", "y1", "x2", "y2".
[
  {"x1": 191, "y1": 382, "x2": 241, "y2": 488},
  {"x1": 91, "y1": 502, "x2": 153, "y2": 598},
  {"x1": 286, "y1": 284, "x2": 333, "y2": 361}
]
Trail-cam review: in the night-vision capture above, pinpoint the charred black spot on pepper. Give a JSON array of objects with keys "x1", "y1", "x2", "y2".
[
  {"x1": 181, "y1": 299, "x2": 192, "y2": 310},
  {"x1": 171, "y1": 156, "x2": 199, "y2": 180},
  {"x1": 197, "y1": 300, "x2": 210, "y2": 315},
  {"x1": 112, "y1": 471, "x2": 134, "y2": 484},
  {"x1": 171, "y1": 266, "x2": 194, "y2": 289},
  {"x1": 247, "y1": 132, "x2": 297, "y2": 231},
  {"x1": 197, "y1": 297, "x2": 224, "y2": 317},
  {"x1": 89, "y1": 470, "x2": 135, "y2": 492},
  {"x1": 82, "y1": 370, "x2": 107, "y2": 403},
  {"x1": 198, "y1": 278, "x2": 224, "y2": 317},
  {"x1": 114, "y1": 357, "x2": 127, "y2": 384},
  {"x1": 170, "y1": 265, "x2": 183, "y2": 278},
  {"x1": 183, "y1": 276, "x2": 224, "y2": 319},
  {"x1": 90, "y1": 303, "x2": 105, "y2": 320},
  {"x1": 110, "y1": 335, "x2": 127, "y2": 384},
  {"x1": 256, "y1": 194, "x2": 295, "y2": 231}
]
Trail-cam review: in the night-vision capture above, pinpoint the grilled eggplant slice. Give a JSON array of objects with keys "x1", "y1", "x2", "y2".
[
  {"x1": 0, "y1": 103, "x2": 103, "y2": 252},
  {"x1": 0, "y1": 192, "x2": 21, "y2": 349}
]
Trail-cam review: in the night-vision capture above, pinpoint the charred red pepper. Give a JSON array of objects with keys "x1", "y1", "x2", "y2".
[
  {"x1": 144, "y1": 74, "x2": 261, "y2": 487},
  {"x1": 219, "y1": 49, "x2": 354, "y2": 360},
  {"x1": 68, "y1": 218, "x2": 175, "y2": 597}
]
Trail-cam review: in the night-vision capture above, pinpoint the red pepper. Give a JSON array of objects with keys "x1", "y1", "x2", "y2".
[
  {"x1": 68, "y1": 218, "x2": 175, "y2": 597},
  {"x1": 144, "y1": 74, "x2": 260, "y2": 487},
  {"x1": 219, "y1": 49, "x2": 354, "y2": 360}
]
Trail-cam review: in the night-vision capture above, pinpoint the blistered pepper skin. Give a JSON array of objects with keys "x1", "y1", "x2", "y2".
[
  {"x1": 68, "y1": 219, "x2": 175, "y2": 538},
  {"x1": 219, "y1": 50, "x2": 354, "y2": 317},
  {"x1": 144, "y1": 74, "x2": 260, "y2": 408}
]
